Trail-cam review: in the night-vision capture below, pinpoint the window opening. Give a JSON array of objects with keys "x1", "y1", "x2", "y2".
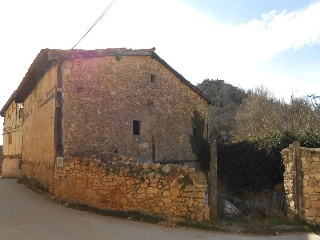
[
  {"x1": 150, "y1": 74, "x2": 156, "y2": 83},
  {"x1": 18, "y1": 103, "x2": 24, "y2": 118},
  {"x1": 133, "y1": 120, "x2": 141, "y2": 135}
]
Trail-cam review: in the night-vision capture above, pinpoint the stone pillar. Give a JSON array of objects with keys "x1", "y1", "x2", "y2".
[
  {"x1": 208, "y1": 139, "x2": 217, "y2": 222},
  {"x1": 293, "y1": 141, "x2": 302, "y2": 221}
]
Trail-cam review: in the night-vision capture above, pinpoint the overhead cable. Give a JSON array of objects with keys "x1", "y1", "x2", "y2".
[{"x1": 71, "y1": 0, "x2": 117, "y2": 49}]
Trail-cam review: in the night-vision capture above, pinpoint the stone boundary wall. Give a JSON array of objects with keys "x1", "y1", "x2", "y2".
[
  {"x1": 282, "y1": 143, "x2": 320, "y2": 224},
  {"x1": 54, "y1": 154, "x2": 209, "y2": 221}
]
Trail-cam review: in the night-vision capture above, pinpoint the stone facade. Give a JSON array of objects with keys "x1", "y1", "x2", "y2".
[
  {"x1": 0, "y1": 48, "x2": 212, "y2": 221},
  {"x1": 61, "y1": 52, "x2": 208, "y2": 162},
  {"x1": 54, "y1": 154, "x2": 209, "y2": 221},
  {"x1": 282, "y1": 143, "x2": 320, "y2": 224}
]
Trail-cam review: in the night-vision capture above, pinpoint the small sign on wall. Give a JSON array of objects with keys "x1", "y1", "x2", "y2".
[{"x1": 56, "y1": 157, "x2": 64, "y2": 167}]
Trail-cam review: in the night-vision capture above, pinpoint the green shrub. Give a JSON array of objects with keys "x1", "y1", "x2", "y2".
[{"x1": 218, "y1": 132, "x2": 320, "y2": 194}]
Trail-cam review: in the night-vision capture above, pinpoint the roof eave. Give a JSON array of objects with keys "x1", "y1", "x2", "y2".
[
  {"x1": 0, "y1": 91, "x2": 17, "y2": 117},
  {"x1": 14, "y1": 49, "x2": 55, "y2": 103},
  {"x1": 151, "y1": 52, "x2": 213, "y2": 105}
]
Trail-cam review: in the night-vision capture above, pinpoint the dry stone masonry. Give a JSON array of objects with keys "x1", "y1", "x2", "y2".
[
  {"x1": 282, "y1": 143, "x2": 320, "y2": 225},
  {"x1": 54, "y1": 153, "x2": 209, "y2": 221}
]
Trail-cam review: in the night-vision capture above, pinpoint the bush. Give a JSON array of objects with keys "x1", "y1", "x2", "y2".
[{"x1": 218, "y1": 132, "x2": 320, "y2": 194}]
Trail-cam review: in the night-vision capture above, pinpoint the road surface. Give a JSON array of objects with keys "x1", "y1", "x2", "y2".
[{"x1": 0, "y1": 178, "x2": 319, "y2": 240}]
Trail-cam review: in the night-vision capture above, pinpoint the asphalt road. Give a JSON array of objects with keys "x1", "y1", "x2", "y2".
[{"x1": 0, "y1": 178, "x2": 319, "y2": 240}]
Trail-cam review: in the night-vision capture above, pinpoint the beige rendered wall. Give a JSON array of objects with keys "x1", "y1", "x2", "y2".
[
  {"x1": 61, "y1": 55, "x2": 208, "y2": 162},
  {"x1": 2, "y1": 101, "x2": 22, "y2": 177},
  {"x1": 3, "y1": 101, "x2": 22, "y2": 156},
  {"x1": 21, "y1": 65, "x2": 57, "y2": 191},
  {"x1": 2, "y1": 158, "x2": 21, "y2": 178}
]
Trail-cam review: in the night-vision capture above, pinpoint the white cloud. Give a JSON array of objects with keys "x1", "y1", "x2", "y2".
[{"x1": 168, "y1": 0, "x2": 320, "y2": 101}]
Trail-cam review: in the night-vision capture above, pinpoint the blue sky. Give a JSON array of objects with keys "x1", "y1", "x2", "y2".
[
  {"x1": 0, "y1": 0, "x2": 320, "y2": 145},
  {"x1": 184, "y1": 0, "x2": 311, "y2": 23}
]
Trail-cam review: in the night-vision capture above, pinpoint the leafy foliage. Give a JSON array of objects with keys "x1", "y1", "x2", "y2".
[
  {"x1": 234, "y1": 87, "x2": 320, "y2": 141},
  {"x1": 189, "y1": 110, "x2": 210, "y2": 171},
  {"x1": 218, "y1": 132, "x2": 320, "y2": 193}
]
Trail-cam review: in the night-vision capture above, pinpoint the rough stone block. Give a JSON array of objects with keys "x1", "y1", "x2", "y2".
[
  {"x1": 162, "y1": 165, "x2": 171, "y2": 174},
  {"x1": 310, "y1": 194, "x2": 319, "y2": 201},
  {"x1": 170, "y1": 188, "x2": 180, "y2": 197},
  {"x1": 305, "y1": 209, "x2": 317, "y2": 218},
  {"x1": 183, "y1": 191, "x2": 205, "y2": 198},
  {"x1": 147, "y1": 172, "x2": 155, "y2": 179},
  {"x1": 162, "y1": 191, "x2": 170, "y2": 197},
  {"x1": 313, "y1": 157, "x2": 320, "y2": 162},
  {"x1": 186, "y1": 198, "x2": 194, "y2": 207},
  {"x1": 146, "y1": 187, "x2": 158, "y2": 194}
]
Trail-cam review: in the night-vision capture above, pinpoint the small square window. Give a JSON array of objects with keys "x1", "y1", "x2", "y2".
[
  {"x1": 133, "y1": 120, "x2": 141, "y2": 135},
  {"x1": 150, "y1": 74, "x2": 156, "y2": 83}
]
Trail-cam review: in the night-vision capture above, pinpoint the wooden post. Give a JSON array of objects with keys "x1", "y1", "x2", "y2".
[
  {"x1": 293, "y1": 141, "x2": 302, "y2": 221},
  {"x1": 208, "y1": 139, "x2": 218, "y2": 222}
]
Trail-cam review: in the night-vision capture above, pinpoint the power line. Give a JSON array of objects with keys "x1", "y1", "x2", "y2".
[{"x1": 71, "y1": 0, "x2": 118, "y2": 49}]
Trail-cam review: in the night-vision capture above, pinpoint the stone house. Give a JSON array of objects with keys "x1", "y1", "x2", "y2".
[{"x1": 1, "y1": 48, "x2": 211, "y2": 191}]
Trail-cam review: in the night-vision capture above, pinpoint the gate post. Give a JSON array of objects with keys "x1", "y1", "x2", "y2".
[
  {"x1": 208, "y1": 139, "x2": 218, "y2": 222},
  {"x1": 293, "y1": 141, "x2": 302, "y2": 221}
]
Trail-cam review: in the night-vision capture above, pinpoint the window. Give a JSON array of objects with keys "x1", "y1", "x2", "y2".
[
  {"x1": 19, "y1": 108, "x2": 23, "y2": 118},
  {"x1": 17, "y1": 103, "x2": 24, "y2": 118},
  {"x1": 150, "y1": 74, "x2": 156, "y2": 83},
  {"x1": 133, "y1": 120, "x2": 141, "y2": 135},
  {"x1": 8, "y1": 133, "x2": 12, "y2": 144}
]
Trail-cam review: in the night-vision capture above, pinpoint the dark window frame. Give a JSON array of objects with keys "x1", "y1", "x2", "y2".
[
  {"x1": 133, "y1": 120, "x2": 141, "y2": 135},
  {"x1": 150, "y1": 74, "x2": 156, "y2": 83}
]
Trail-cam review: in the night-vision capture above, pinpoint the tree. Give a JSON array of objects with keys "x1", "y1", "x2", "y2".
[
  {"x1": 290, "y1": 97, "x2": 320, "y2": 135},
  {"x1": 234, "y1": 87, "x2": 320, "y2": 141},
  {"x1": 234, "y1": 87, "x2": 289, "y2": 140}
]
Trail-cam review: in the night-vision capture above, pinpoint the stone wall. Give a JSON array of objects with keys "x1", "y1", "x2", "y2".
[
  {"x1": 54, "y1": 154, "x2": 209, "y2": 221},
  {"x1": 61, "y1": 55, "x2": 208, "y2": 162},
  {"x1": 282, "y1": 143, "x2": 320, "y2": 224}
]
